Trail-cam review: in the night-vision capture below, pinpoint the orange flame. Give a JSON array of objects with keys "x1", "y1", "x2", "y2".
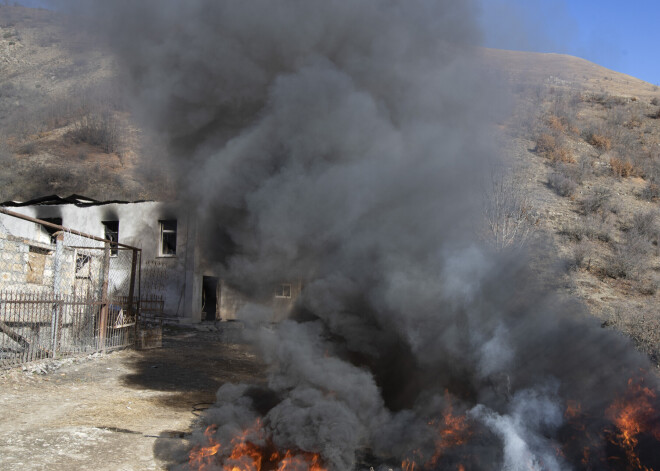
[
  {"x1": 401, "y1": 458, "x2": 416, "y2": 471},
  {"x1": 401, "y1": 392, "x2": 471, "y2": 470},
  {"x1": 605, "y1": 377, "x2": 659, "y2": 471},
  {"x1": 274, "y1": 450, "x2": 327, "y2": 471},
  {"x1": 188, "y1": 420, "x2": 327, "y2": 471},
  {"x1": 189, "y1": 425, "x2": 222, "y2": 471},
  {"x1": 427, "y1": 392, "x2": 471, "y2": 467}
]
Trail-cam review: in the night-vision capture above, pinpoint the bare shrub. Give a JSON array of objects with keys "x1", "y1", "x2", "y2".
[
  {"x1": 607, "y1": 306, "x2": 660, "y2": 363},
  {"x1": 17, "y1": 141, "x2": 36, "y2": 155},
  {"x1": 580, "y1": 186, "x2": 611, "y2": 215},
  {"x1": 559, "y1": 215, "x2": 612, "y2": 243},
  {"x1": 483, "y1": 169, "x2": 538, "y2": 250},
  {"x1": 575, "y1": 155, "x2": 594, "y2": 181},
  {"x1": 639, "y1": 182, "x2": 660, "y2": 201},
  {"x1": 603, "y1": 246, "x2": 640, "y2": 279},
  {"x1": 651, "y1": 97, "x2": 659, "y2": 106},
  {"x1": 638, "y1": 278, "x2": 659, "y2": 296},
  {"x1": 629, "y1": 210, "x2": 658, "y2": 240},
  {"x1": 584, "y1": 92, "x2": 608, "y2": 106},
  {"x1": 547, "y1": 169, "x2": 577, "y2": 197},
  {"x1": 604, "y1": 230, "x2": 651, "y2": 280},
  {"x1": 66, "y1": 110, "x2": 120, "y2": 153},
  {"x1": 566, "y1": 240, "x2": 592, "y2": 271},
  {"x1": 535, "y1": 133, "x2": 557, "y2": 155}
]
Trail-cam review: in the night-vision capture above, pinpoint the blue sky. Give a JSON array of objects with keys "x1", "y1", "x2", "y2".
[
  {"x1": 480, "y1": 0, "x2": 660, "y2": 85},
  {"x1": 9, "y1": 0, "x2": 659, "y2": 85}
]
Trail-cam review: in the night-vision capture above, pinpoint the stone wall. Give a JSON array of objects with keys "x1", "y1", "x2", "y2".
[{"x1": 0, "y1": 231, "x2": 93, "y2": 295}]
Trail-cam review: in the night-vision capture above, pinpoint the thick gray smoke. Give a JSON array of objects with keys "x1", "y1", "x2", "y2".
[{"x1": 57, "y1": 1, "x2": 660, "y2": 469}]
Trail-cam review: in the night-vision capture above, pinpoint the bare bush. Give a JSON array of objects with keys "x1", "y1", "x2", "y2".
[
  {"x1": 17, "y1": 141, "x2": 36, "y2": 155},
  {"x1": 535, "y1": 133, "x2": 557, "y2": 155},
  {"x1": 629, "y1": 210, "x2": 658, "y2": 240},
  {"x1": 566, "y1": 240, "x2": 592, "y2": 271},
  {"x1": 603, "y1": 246, "x2": 641, "y2": 279},
  {"x1": 67, "y1": 110, "x2": 121, "y2": 153},
  {"x1": 607, "y1": 305, "x2": 660, "y2": 363},
  {"x1": 483, "y1": 169, "x2": 538, "y2": 250},
  {"x1": 559, "y1": 215, "x2": 612, "y2": 243},
  {"x1": 639, "y1": 182, "x2": 660, "y2": 201},
  {"x1": 547, "y1": 170, "x2": 577, "y2": 197},
  {"x1": 580, "y1": 186, "x2": 611, "y2": 215}
]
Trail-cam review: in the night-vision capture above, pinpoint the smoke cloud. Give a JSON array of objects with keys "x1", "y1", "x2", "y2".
[{"x1": 56, "y1": 1, "x2": 660, "y2": 469}]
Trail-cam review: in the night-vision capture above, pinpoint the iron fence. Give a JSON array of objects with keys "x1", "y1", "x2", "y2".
[
  {"x1": 0, "y1": 208, "x2": 149, "y2": 368},
  {"x1": 0, "y1": 290, "x2": 137, "y2": 367}
]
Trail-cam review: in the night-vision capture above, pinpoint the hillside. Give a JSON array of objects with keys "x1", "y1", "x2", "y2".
[
  {"x1": 1, "y1": 6, "x2": 659, "y2": 361},
  {"x1": 0, "y1": 5, "x2": 172, "y2": 202},
  {"x1": 491, "y1": 49, "x2": 660, "y2": 362}
]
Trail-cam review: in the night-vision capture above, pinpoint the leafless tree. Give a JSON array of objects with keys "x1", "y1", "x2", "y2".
[{"x1": 483, "y1": 168, "x2": 538, "y2": 250}]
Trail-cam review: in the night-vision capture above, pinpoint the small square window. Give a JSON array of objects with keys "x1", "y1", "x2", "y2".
[
  {"x1": 159, "y1": 220, "x2": 177, "y2": 256},
  {"x1": 102, "y1": 220, "x2": 119, "y2": 256},
  {"x1": 275, "y1": 283, "x2": 292, "y2": 298}
]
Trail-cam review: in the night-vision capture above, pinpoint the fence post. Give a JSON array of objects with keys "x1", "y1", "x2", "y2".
[
  {"x1": 127, "y1": 249, "x2": 138, "y2": 319},
  {"x1": 99, "y1": 241, "x2": 110, "y2": 353},
  {"x1": 51, "y1": 232, "x2": 64, "y2": 358}
]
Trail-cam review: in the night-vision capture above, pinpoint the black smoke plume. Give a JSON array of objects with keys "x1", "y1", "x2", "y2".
[{"x1": 56, "y1": 1, "x2": 660, "y2": 469}]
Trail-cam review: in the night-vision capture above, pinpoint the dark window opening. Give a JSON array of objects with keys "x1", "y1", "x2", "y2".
[
  {"x1": 275, "y1": 283, "x2": 292, "y2": 298},
  {"x1": 102, "y1": 220, "x2": 119, "y2": 256},
  {"x1": 202, "y1": 276, "x2": 219, "y2": 321},
  {"x1": 76, "y1": 253, "x2": 91, "y2": 279},
  {"x1": 40, "y1": 217, "x2": 62, "y2": 244},
  {"x1": 159, "y1": 220, "x2": 177, "y2": 256}
]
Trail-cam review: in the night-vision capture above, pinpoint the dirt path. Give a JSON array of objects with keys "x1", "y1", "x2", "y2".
[{"x1": 0, "y1": 323, "x2": 263, "y2": 471}]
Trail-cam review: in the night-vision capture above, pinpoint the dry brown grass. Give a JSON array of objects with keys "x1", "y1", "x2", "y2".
[
  {"x1": 588, "y1": 133, "x2": 612, "y2": 151},
  {"x1": 546, "y1": 115, "x2": 566, "y2": 133},
  {"x1": 609, "y1": 157, "x2": 639, "y2": 178},
  {"x1": 535, "y1": 133, "x2": 575, "y2": 163}
]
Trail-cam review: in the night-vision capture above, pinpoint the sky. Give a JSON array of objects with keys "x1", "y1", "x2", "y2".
[
  {"x1": 8, "y1": 0, "x2": 660, "y2": 85},
  {"x1": 480, "y1": 0, "x2": 660, "y2": 85}
]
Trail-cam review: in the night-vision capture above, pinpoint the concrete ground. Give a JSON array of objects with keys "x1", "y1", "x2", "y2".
[{"x1": 0, "y1": 324, "x2": 263, "y2": 471}]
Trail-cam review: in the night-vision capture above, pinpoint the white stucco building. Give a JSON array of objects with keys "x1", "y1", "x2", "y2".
[{"x1": 0, "y1": 195, "x2": 300, "y2": 324}]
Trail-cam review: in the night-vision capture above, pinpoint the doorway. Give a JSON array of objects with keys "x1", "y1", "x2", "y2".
[{"x1": 202, "y1": 276, "x2": 219, "y2": 321}]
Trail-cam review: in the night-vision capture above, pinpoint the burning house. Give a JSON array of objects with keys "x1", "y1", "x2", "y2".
[{"x1": 0, "y1": 195, "x2": 301, "y2": 324}]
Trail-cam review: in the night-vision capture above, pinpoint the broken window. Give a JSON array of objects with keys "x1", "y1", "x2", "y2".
[
  {"x1": 102, "y1": 220, "x2": 119, "y2": 256},
  {"x1": 75, "y1": 253, "x2": 92, "y2": 279},
  {"x1": 27, "y1": 246, "x2": 49, "y2": 284},
  {"x1": 274, "y1": 283, "x2": 292, "y2": 298},
  {"x1": 159, "y1": 220, "x2": 177, "y2": 256},
  {"x1": 40, "y1": 217, "x2": 62, "y2": 244}
]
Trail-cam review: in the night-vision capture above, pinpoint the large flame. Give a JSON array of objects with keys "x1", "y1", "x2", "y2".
[
  {"x1": 561, "y1": 375, "x2": 660, "y2": 470},
  {"x1": 188, "y1": 420, "x2": 327, "y2": 471},
  {"x1": 605, "y1": 377, "x2": 660, "y2": 471}
]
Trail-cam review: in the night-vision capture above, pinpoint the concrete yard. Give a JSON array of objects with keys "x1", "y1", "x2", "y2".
[{"x1": 0, "y1": 325, "x2": 262, "y2": 471}]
